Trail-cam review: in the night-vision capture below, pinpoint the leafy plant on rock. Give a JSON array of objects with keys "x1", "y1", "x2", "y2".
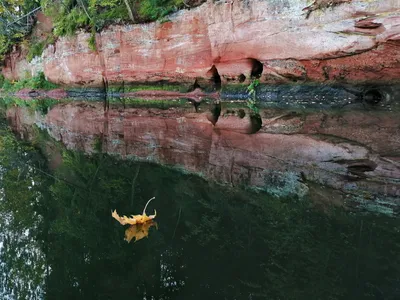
[{"x1": 246, "y1": 79, "x2": 259, "y2": 114}]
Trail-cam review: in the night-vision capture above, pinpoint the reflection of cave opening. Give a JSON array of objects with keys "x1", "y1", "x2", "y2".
[
  {"x1": 190, "y1": 79, "x2": 201, "y2": 92},
  {"x1": 238, "y1": 74, "x2": 246, "y2": 83},
  {"x1": 207, "y1": 65, "x2": 221, "y2": 90},
  {"x1": 250, "y1": 58, "x2": 263, "y2": 78},
  {"x1": 363, "y1": 89, "x2": 383, "y2": 105},
  {"x1": 208, "y1": 100, "x2": 221, "y2": 125},
  {"x1": 249, "y1": 113, "x2": 262, "y2": 134}
]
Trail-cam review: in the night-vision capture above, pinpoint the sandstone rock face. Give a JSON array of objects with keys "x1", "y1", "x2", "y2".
[
  {"x1": 2, "y1": 45, "x2": 42, "y2": 81},
  {"x1": 3, "y1": 0, "x2": 400, "y2": 87},
  {"x1": 42, "y1": 10, "x2": 214, "y2": 86},
  {"x1": 7, "y1": 103, "x2": 400, "y2": 214}
]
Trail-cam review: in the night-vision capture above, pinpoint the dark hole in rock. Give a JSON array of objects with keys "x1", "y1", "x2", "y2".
[
  {"x1": 187, "y1": 79, "x2": 201, "y2": 92},
  {"x1": 187, "y1": 98, "x2": 201, "y2": 112},
  {"x1": 355, "y1": 19, "x2": 382, "y2": 29},
  {"x1": 238, "y1": 74, "x2": 246, "y2": 83},
  {"x1": 363, "y1": 89, "x2": 383, "y2": 105},
  {"x1": 329, "y1": 159, "x2": 378, "y2": 181},
  {"x1": 28, "y1": 90, "x2": 40, "y2": 98},
  {"x1": 238, "y1": 109, "x2": 246, "y2": 118},
  {"x1": 249, "y1": 113, "x2": 262, "y2": 134},
  {"x1": 250, "y1": 58, "x2": 263, "y2": 78},
  {"x1": 284, "y1": 74, "x2": 302, "y2": 82},
  {"x1": 207, "y1": 100, "x2": 221, "y2": 125},
  {"x1": 193, "y1": 79, "x2": 201, "y2": 90},
  {"x1": 208, "y1": 65, "x2": 221, "y2": 90},
  {"x1": 347, "y1": 159, "x2": 377, "y2": 173}
]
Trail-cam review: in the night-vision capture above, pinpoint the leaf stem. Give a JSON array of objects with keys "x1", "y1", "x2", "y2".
[{"x1": 142, "y1": 197, "x2": 155, "y2": 215}]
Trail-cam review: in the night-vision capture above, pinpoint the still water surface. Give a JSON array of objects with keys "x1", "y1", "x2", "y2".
[{"x1": 0, "y1": 106, "x2": 399, "y2": 300}]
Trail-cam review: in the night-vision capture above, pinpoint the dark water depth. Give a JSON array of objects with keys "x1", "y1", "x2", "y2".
[{"x1": 0, "y1": 116, "x2": 399, "y2": 300}]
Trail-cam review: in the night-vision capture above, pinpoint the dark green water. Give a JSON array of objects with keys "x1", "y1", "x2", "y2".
[{"x1": 0, "y1": 122, "x2": 400, "y2": 300}]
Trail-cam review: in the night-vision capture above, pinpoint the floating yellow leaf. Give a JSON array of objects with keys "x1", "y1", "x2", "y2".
[
  {"x1": 124, "y1": 220, "x2": 157, "y2": 243},
  {"x1": 111, "y1": 197, "x2": 156, "y2": 225},
  {"x1": 112, "y1": 197, "x2": 157, "y2": 243}
]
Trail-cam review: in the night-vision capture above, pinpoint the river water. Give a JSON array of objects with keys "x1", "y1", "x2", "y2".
[{"x1": 0, "y1": 97, "x2": 399, "y2": 299}]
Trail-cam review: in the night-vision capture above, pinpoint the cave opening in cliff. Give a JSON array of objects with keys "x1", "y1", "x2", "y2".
[
  {"x1": 191, "y1": 79, "x2": 201, "y2": 91},
  {"x1": 250, "y1": 59, "x2": 263, "y2": 79},
  {"x1": 238, "y1": 74, "x2": 246, "y2": 83},
  {"x1": 363, "y1": 89, "x2": 383, "y2": 105},
  {"x1": 207, "y1": 65, "x2": 221, "y2": 90}
]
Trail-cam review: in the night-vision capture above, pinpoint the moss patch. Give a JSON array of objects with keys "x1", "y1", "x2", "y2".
[
  {"x1": 109, "y1": 97, "x2": 193, "y2": 109},
  {"x1": 0, "y1": 72, "x2": 58, "y2": 92}
]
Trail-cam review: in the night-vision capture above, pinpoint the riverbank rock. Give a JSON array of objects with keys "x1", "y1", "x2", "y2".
[{"x1": 2, "y1": 0, "x2": 400, "y2": 88}]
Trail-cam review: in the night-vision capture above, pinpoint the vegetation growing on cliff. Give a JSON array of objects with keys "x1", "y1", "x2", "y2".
[
  {"x1": 41, "y1": 0, "x2": 185, "y2": 38},
  {"x1": 0, "y1": 0, "x2": 41, "y2": 60},
  {"x1": 25, "y1": 34, "x2": 55, "y2": 62},
  {"x1": 0, "y1": 0, "x2": 187, "y2": 60},
  {"x1": 303, "y1": 0, "x2": 352, "y2": 19},
  {"x1": 1, "y1": 96, "x2": 59, "y2": 114},
  {"x1": 0, "y1": 72, "x2": 58, "y2": 92}
]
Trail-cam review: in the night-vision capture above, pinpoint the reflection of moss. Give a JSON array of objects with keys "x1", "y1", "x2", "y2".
[
  {"x1": 220, "y1": 84, "x2": 248, "y2": 94},
  {"x1": 263, "y1": 170, "x2": 309, "y2": 198},
  {"x1": 0, "y1": 72, "x2": 58, "y2": 92},
  {"x1": 108, "y1": 83, "x2": 184, "y2": 93},
  {"x1": 109, "y1": 98, "x2": 193, "y2": 110},
  {"x1": 221, "y1": 101, "x2": 247, "y2": 109},
  {"x1": 93, "y1": 136, "x2": 103, "y2": 153},
  {"x1": 1, "y1": 96, "x2": 60, "y2": 115}
]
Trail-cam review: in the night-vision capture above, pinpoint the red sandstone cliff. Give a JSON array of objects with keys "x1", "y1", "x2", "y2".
[{"x1": 2, "y1": 0, "x2": 400, "y2": 87}]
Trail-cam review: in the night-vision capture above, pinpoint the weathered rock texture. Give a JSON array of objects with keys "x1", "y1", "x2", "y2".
[
  {"x1": 7, "y1": 103, "x2": 400, "y2": 214},
  {"x1": 2, "y1": 0, "x2": 400, "y2": 87}
]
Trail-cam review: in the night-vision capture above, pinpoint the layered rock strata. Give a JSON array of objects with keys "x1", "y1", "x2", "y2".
[{"x1": 2, "y1": 0, "x2": 400, "y2": 88}]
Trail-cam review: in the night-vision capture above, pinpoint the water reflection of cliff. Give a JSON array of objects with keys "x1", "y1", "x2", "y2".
[
  {"x1": 6, "y1": 99, "x2": 400, "y2": 215},
  {"x1": 0, "y1": 124, "x2": 400, "y2": 299}
]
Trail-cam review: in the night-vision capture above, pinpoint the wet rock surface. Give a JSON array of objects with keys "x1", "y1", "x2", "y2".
[
  {"x1": 222, "y1": 84, "x2": 400, "y2": 110},
  {"x1": 9, "y1": 82, "x2": 400, "y2": 113}
]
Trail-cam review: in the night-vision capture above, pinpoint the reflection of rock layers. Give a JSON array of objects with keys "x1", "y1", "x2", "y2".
[{"x1": 6, "y1": 103, "x2": 400, "y2": 208}]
